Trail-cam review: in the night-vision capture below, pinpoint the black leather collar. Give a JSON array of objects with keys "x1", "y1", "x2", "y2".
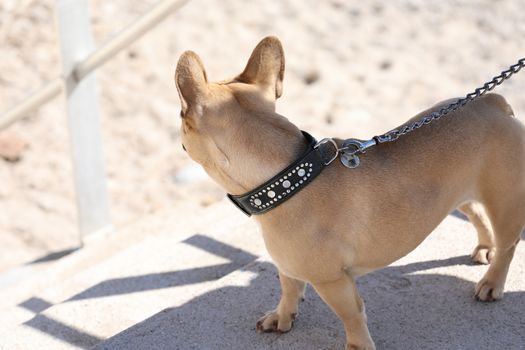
[{"x1": 227, "y1": 131, "x2": 338, "y2": 216}]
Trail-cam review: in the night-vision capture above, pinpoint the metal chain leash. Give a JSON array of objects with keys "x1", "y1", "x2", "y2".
[
  {"x1": 374, "y1": 57, "x2": 525, "y2": 144},
  {"x1": 334, "y1": 57, "x2": 525, "y2": 169}
]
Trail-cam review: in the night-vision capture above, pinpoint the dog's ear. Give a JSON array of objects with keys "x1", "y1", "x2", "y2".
[
  {"x1": 237, "y1": 36, "x2": 285, "y2": 99},
  {"x1": 175, "y1": 51, "x2": 208, "y2": 113}
]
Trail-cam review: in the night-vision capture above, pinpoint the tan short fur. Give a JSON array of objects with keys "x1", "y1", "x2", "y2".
[{"x1": 175, "y1": 37, "x2": 524, "y2": 350}]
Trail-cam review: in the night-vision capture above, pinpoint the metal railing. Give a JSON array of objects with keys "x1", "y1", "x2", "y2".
[{"x1": 0, "y1": 0, "x2": 189, "y2": 240}]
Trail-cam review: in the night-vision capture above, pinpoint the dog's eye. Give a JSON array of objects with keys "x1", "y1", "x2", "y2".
[
  {"x1": 182, "y1": 144, "x2": 187, "y2": 152},
  {"x1": 180, "y1": 110, "x2": 184, "y2": 118}
]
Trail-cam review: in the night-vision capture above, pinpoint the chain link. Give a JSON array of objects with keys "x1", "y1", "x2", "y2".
[{"x1": 373, "y1": 58, "x2": 525, "y2": 144}]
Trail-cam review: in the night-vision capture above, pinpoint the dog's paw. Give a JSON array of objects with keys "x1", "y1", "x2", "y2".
[
  {"x1": 256, "y1": 310, "x2": 296, "y2": 334},
  {"x1": 470, "y1": 245, "x2": 495, "y2": 265},
  {"x1": 475, "y1": 278, "x2": 504, "y2": 302}
]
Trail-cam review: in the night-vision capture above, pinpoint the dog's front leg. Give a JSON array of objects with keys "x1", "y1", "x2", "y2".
[
  {"x1": 256, "y1": 271, "x2": 305, "y2": 333},
  {"x1": 312, "y1": 275, "x2": 375, "y2": 350}
]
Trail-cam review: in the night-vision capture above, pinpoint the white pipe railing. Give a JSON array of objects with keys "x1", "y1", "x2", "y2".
[
  {"x1": 0, "y1": 0, "x2": 189, "y2": 131},
  {"x1": 0, "y1": 79, "x2": 62, "y2": 130},
  {"x1": 0, "y1": 0, "x2": 189, "y2": 239},
  {"x1": 74, "y1": 0, "x2": 189, "y2": 82}
]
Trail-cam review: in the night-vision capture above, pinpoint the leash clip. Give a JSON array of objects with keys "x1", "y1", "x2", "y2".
[
  {"x1": 314, "y1": 137, "x2": 377, "y2": 168},
  {"x1": 340, "y1": 138, "x2": 377, "y2": 169}
]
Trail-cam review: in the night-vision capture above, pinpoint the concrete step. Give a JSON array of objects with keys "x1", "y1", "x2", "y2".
[
  {"x1": 0, "y1": 199, "x2": 266, "y2": 349},
  {"x1": 0, "y1": 199, "x2": 238, "y2": 311},
  {"x1": 0, "y1": 200, "x2": 197, "y2": 308},
  {"x1": 95, "y1": 215, "x2": 525, "y2": 350}
]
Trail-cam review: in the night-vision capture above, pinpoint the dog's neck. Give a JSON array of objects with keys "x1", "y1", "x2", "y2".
[{"x1": 218, "y1": 112, "x2": 309, "y2": 196}]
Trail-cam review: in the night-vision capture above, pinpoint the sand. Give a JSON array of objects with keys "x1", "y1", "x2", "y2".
[{"x1": 1, "y1": 0, "x2": 524, "y2": 271}]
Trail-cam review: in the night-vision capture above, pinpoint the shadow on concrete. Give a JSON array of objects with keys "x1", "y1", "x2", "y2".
[
  {"x1": 24, "y1": 314, "x2": 102, "y2": 349},
  {"x1": 19, "y1": 234, "x2": 259, "y2": 348},
  {"x1": 67, "y1": 262, "x2": 244, "y2": 301},
  {"x1": 450, "y1": 210, "x2": 468, "y2": 222},
  {"x1": 18, "y1": 297, "x2": 53, "y2": 314},
  {"x1": 16, "y1": 231, "x2": 523, "y2": 349},
  {"x1": 183, "y1": 234, "x2": 258, "y2": 262},
  {"x1": 26, "y1": 247, "x2": 79, "y2": 265},
  {"x1": 382, "y1": 254, "x2": 475, "y2": 274},
  {"x1": 67, "y1": 234, "x2": 258, "y2": 301},
  {"x1": 94, "y1": 257, "x2": 525, "y2": 350}
]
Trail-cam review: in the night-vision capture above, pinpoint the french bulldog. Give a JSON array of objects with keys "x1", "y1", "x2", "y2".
[{"x1": 174, "y1": 36, "x2": 523, "y2": 349}]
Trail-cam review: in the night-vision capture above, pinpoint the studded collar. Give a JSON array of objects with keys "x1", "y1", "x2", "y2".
[{"x1": 227, "y1": 131, "x2": 338, "y2": 216}]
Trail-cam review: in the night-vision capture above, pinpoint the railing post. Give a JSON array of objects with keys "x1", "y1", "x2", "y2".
[{"x1": 56, "y1": 0, "x2": 112, "y2": 239}]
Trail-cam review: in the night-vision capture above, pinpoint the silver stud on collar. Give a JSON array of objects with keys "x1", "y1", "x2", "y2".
[{"x1": 247, "y1": 161, "x2": 315, "y2": 210}]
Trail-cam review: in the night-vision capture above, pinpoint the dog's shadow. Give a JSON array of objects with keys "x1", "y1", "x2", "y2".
[{"x1": 96, "y1": 256, "x2": 525, "y2": 350}]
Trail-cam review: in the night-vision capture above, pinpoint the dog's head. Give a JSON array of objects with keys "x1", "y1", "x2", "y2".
[{"x1": 175, "y1": 36, "x2": 304, "y2": 194}]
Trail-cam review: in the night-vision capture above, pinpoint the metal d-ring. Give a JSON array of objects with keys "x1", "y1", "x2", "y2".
[{"x1": 314, "y1": 138, "x2": 340, "y2": 165}]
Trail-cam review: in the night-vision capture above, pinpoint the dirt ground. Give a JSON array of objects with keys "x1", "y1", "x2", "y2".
[{"x1": 1, "y1": 0, "x2": 524, "y2": 271}]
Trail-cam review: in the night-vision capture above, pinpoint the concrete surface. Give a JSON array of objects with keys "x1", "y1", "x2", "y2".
[
  {"x1": 1, "y1": 210, "x2": 524, "y2": 350},
  {"x1": 96, "y1": 214, "x2": 525, "y2": 350},
  {"x1": 0, "y1": 201, "x2": 216, "y2": 309},
  {"x1": 0, "y1": 200, "x2": 265, "y2": 349},
  {"x1": 0, "y1": 200, "x2": 251, "y2": 334}
]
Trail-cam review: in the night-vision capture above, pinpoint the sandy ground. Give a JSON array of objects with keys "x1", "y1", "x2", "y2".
[{"x1": 1, "y1": 0, "x2": 524, "y2": 271}]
